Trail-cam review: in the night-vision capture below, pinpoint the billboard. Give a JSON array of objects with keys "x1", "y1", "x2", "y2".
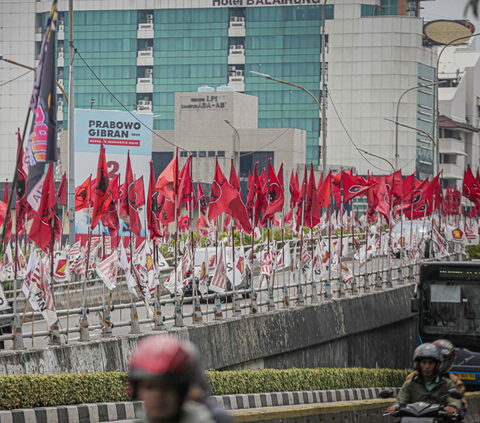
[{"x1": 74, "y1": 109, "x2": 153, "y2": 244}]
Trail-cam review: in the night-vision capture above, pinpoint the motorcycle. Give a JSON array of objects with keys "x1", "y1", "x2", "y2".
[{"x1": 379, "y1": 388, "x2": 462, "y2": 423}]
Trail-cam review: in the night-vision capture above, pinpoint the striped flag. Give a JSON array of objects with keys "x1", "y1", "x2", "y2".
[
  {"x1": 68, "y1": 241, "x2": 81, "y2": 259},
  {"x1": 32, "y1": 257, "x2": 57, "y2": 327},
  {"x1": 209, "y1": 248, "x2": 226, "y2": 293},
  {"x1": 261, "y1": 252, "x2": 274, "y2": 278},
  {"x1": 96, "y1": 250, "x2": 118, "y2": 290}
]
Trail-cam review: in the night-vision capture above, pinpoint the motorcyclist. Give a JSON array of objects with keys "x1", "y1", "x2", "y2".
[
  {"x1": 403, "y1": 340, "x2": 467, "y2": 419},
  {"x1": 128, "y1": 335, "x2": 215, "y2": 423},
  {"x1": 386, "y1": 343, "x2": 461, "y2": 417}
]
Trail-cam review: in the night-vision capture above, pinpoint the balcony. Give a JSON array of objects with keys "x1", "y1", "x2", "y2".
[
  {"x1": 57, "y1": 108, "x2": 64, "y2": 121},
  {"x1": 439, "y1": 137, "x2": 467, "y2": 157},
  {"x1": 35, "y1": 26, "x2": 43, "y2": 42},
  {"x1": 57, "y1": 22, "x2": 65, "y2": 40},
  {"x1": 57, "y1": 50, "x2": 65, "y2": 68},
  {"x1": 56, "y1": 78, "x2": 64, "y2": 94},
  {"x1": 441, "y1": 163, "x2": 463, "y2": 180},
  {"x1": 228, "y1": 17, "x2": 245, "y2": 37},
  {"x1": 228, "y1": 74, "x2": 245, "y2": 92},
  {"x1": 137, "y1": 22, "x2": 154, "y2": 39},
  {"x1": 137, "y1": 76, "x2": 153, "y2": 93},
  {"x1": 137, "y1": 100, "x2": 153, "y2": 113},
  {"x1": 228, "y1": 46, "x2": 245, "y2": 65},
  {"x1": 137, "y1": 48, "x2": 154, "y2": 66}
]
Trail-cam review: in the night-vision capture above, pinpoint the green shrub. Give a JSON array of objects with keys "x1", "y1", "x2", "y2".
[
  {"x1": 0, "y1": 368, "x2": 410, "y2": 410},
  {"x1": 205, "y1": 368, "x2": 410, "y2": 395}
]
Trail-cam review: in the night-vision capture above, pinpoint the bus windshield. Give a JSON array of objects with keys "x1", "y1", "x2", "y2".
[{"x1": 420, "y1": 280, "x2": 480, "y2": 337}]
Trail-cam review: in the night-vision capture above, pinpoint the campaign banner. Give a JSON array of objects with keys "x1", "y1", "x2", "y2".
[{"x1": 74, "y1": 109, "x2": 153, "y2": 244}]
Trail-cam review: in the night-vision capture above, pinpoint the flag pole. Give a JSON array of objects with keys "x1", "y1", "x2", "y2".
[
  {"x1": 282, "y1": 165, "x2": 288, "y2": 308},
  {"x1": 338, "y1": 170, "x2": 345, "y2": 297},
  {"x1": 173, "y1": 151, "x2": 182, "y2": 326},
  {"x1": 365, "y1": 212, "x2": 370, "y2": 292},
  {"x1": 326, "y1": 174, "x2": 332, "y2": 299},
  {"x1": 250, "y1": 180, "x2": 257, "y2": 314},
  {"x1": 298, "y1": 166, "x2": 306, "y2": 306}
]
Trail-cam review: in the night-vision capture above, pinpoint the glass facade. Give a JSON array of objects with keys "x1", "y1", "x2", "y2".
[
  {"x1": 416, "y1": 63, "x2": 435, "y2": 178},
  {"x1": 360, "y1": 0, "x2": 398, "y2": 16},
  {"x1": 52, "y1": 5, "x2": 333, "y2": 164}
]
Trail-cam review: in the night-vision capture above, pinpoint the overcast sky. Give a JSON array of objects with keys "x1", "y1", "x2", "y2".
[{"x1": 421, "y1": 0, "x2": 480, "y2": 30}]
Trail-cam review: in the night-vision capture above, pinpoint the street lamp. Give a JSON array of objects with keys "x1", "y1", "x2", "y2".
[
  {"x1": 249, "y1": 70, "x2": 324, "y2": 169},
  {"x1": 394, "y1": 82, "x2": 445, "y2": 170},
  {"x1": 224, "y1": 119, "x2": 240, "y2": 171},
  {"x1": 357, "y1": 149, "x2": 395, "y2": 172},
  {"x1": 385, "y1": 118, "x2": 435, "y2": 146},
  {"x1": 0, "y1": 55, "x2": 69, "y2": 104}
]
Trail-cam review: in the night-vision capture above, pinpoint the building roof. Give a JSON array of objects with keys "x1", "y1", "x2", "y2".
[{"x1": 439, "y1": 115, "x2": 478, "y2": 132}]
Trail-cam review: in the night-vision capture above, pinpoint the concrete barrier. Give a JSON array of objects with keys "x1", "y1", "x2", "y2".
[{"x1": 0, "y1": 284, "x2": 417, "y2": 375}]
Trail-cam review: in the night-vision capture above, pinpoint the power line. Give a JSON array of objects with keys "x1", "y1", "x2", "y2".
[
  {"x1": 0, "y1": 70, "x2": 32, "y2": 88},
  {"x1": 328, "y1": 90, "x2": 391, "y2": 173},
  {"x1": 73, "y1": 47, "x2": 184, "y2": 151}
]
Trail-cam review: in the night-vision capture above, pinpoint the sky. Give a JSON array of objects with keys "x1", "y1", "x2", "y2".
[{"x1": 421, "y1": 0, "x2": 480, "y2": 31}]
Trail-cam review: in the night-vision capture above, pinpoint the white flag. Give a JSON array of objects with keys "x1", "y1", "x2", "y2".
[{"x1": 96, "y1": 251, "x2": 118, "y2": 291}]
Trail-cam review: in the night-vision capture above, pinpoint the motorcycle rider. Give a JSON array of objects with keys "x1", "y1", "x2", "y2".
[
  {"x1": 403, "y1": 340, "x2": 467, "y2": 419},
  {"x1": 128, "y1": 335, "x2": 215, "y2": 423},
  {"x1": 386, "y1": 343, "x2": 461, "y2": 417}
]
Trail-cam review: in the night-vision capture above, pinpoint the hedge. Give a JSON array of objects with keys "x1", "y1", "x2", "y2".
[{"x1": 0, "y1": 368, "x2": 410, "y2": 410}]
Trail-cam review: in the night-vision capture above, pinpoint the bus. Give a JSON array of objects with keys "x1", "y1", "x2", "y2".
[{"x1": 415, "y1": 262, "x2": 480, "y2": 387}]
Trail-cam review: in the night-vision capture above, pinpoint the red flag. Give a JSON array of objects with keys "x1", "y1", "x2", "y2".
[
  {"x1": 197, "y1": 181, "x2": 207, "y2": 216},
  {"x1": 208, "y1": 160, "x2": 240, "y2": 221},
  {"x1": 156, "y1": 150, "x2": 178, "y2": 201},
  {"x1": 75, "y1": 176, "x2": 91, "y2": 212},
  {"x1": 91, "y1": 146, "x2": 113, "y2": 230},
  {"x1": 158, "y1": 194, "x2": 175, "y2": 224},
  {"x1": 399, "y1": 173, "x2": 415, "y2": 203},
  {"x1": 15, "y1": 131, "x2": 30, "y2": 236},
  {"x1": 262, "y1": 161, "x2": 285, "y2": 225},
  {"x1": 318, "y1": 171, "x2": 331, "y2": 209},
  {"x1": 178, "y1": 156, "x2": 196, "y2": 210},
  {"x1": 3, "y1": 181, "x2": 12, "y2": 241},
  {"x1": 119, "y1": 181, "x2": 127, "y2": 218},
  {"x1": 147, "y1": 161, "x2": 161, "y2": 239},
  {"x1": 375, "y1": 178, "x2": 391, "y2": 223},
  {"x1": 463, "y1": 165, "x2": 480, "y2": 204},
  {"x1": 101, "y1": 174, "x2": 120, "y2": 237},
  {"x1": 384, "y1": 170, "x2": 403, "y2": 201},
  {"x1": 135, "y1": 176, "x2": 146, "y2": 208},
  {"x1": 29, "y1": 163, "x2": 61, "y2": 253},
  {"x1": 295, "y1": 165, "x2": 308, "y2": 228},
  {"x1": 402, "y1": 178, "x2": 430, "y2": 220},
  {"x1": 178, "y1": 215, "x2": 190, "y2": 233},
  {"x1": 229, "y1": 158, "x2": 241, "y2": 191},
  {"x1": 57, "y1": 171, "x2": 67, "y2": 206},
  {"x1": 246, "y1": 162, "x2": 264, "y2": 226},
  {"x1": 289, "y1": 170, "x2": 300, "y2": 210},
  {"x1": 125, "y1": 153, "x2": 142, "y2": 236},
  {"x1": 333, "y1": 171, "x2": 373, "y2": 204},
  {"x1": 0, "y1": 201, "x2": 7, "y2": 227},
  {"x1": 304, "y1": 163, "x2": 320, "y2": 228},
  {"x1": 277, "y1": 162, "x2": 284, "y2": 189}
]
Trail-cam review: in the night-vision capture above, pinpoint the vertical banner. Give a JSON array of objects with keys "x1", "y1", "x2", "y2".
[{"x1": 74, "y1": 109, "x2": 153, "y2": 244}]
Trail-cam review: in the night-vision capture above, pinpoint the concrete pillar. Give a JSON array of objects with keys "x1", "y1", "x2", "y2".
[
  {"x1": 193, "y1": 296, "x2": 203, "y2": 324},
  {"x1": 130, "y1": 303, "x2": 141, "y2": 334},
  {"x1": 154, "y1": 297, "x2": 166, "y2": 331},
  {"x1": 174, "y1": 296, "x2": 184, "y2": 327},
  {"x1": 80, "y1": 309, "x2": 90, "y2": 341},
  {"x1": 12, "y1": 314, "x2": 24, "y2": 350},
  {"x1": 214, "y1": 294, "x2": 223, "y2": 320},
  {"x1": 50, "y1": 321, "x2": 61, "y2": 345}
]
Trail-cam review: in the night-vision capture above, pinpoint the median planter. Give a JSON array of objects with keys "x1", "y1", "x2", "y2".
[{"x1": 0, "y1": 368, "x2": 410, "y2": 410}]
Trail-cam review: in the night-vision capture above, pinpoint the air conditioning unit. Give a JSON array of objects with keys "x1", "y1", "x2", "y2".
[
  {"x1": 145, "y1": 68, "x2": 153, "y2": 75},
  {"x1": 237, "y1": 45, "x2": 244, "y2": 49},
  {"x1": 58, "y1": 46, "x2": 64, "y2": 52},
  {"x1": 237, "y1": 17, "x2": 245, "y2": 22},
  {"x1": 146, "y1": 46, "x2": 153, "y2": 51},
  {"x1": 228, "y1": 71, "x2": 236, "y2": 77},
  {"x1": 138, "y1": 100, "x2": 146, "y2": 106},
  {"x1": 228, "y1": 66, "x2": 236, "y2": 71},
  {"x1": 58, "y1": 100, "x2": 64, "y2": 108},
  {"x1": 58, "y1": 51, "x2": 64, "y2": 58},
  {"x1": 230, "y1": 16, "x2": 238, "y2": 21},
  {"x1": 147, "y1": 14, "x2": 154, "y2": 21},
  {"x1": 57, "y1": 133, "x2": 62, "y2": 141},
  {"x1": 236, "y1": 70, "x2": 244, "y2": 76},
  {"x1": 59, "y1": 24, "x2": 64, "y2": 32},
  {"x1": 58, "y1": 78, "x2": 64, "y2": 85},
  {"x1": 144, "y1": 101, "x2": 152, "y2": 106},
  {"x1": 229, "y1": 45, "x2": 236, "y2": 50}
]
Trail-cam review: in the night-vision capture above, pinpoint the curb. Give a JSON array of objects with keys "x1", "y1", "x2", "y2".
[
  {"x1": 0, "y1": 388, "x2": 399, "y2": 423},
  {"x1": 211, "y1": 387, "x2": 399, "y2": 410}
]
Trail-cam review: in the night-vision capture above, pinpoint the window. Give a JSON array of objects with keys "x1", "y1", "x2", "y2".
[
  {"x1": 361, "y1": 5, "x2": 380, "y2": 16},
  {"x1": 217, "y1": 151, "x2": 225, "y2": 158},
  {"x1": 208, "y1": 151, "x2": 215, "y2": 157},
  {"x1": 191, "y1": 151, "x2": 197, "y2": 157},
  {"x1": 441, "y1": 129, "x2": 461, "y2": 140},
  {"x1": 180, "y1": 151, "x2": 188, "y2": 158},
  {"x1": 199, "y1": 151, "x2": 206, "y2": 157}
]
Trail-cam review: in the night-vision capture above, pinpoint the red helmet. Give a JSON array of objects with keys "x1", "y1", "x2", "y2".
[{"x1": 129, "y1": 335, "x2": 195, "y2": 382}]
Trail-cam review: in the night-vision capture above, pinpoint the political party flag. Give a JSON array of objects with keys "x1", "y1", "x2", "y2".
[
  {"x1": 26, "y1": 0, "x2": 58, "y2": 211},
  {"x1": 91, "y1": 145, "x2": 113, "y2": 229},
  {"x1": 57, "y1": 171, "x2": 67, "y2": 206}
]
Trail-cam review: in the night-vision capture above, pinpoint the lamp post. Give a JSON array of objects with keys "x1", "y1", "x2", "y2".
[
  {"x1": 357, "y1": 149, "x2": 395, "y2": 172},
  {"x1": 321, "y1": 0, "x2": 329, "y2": 173},
  {"x1": 249, "y1": 71, "x2": 323, "y2": 168},
  {"x1": 395, "y1": 82, "x2": 443, "y2": 170},
  {"x1": 224, "y1": 119, "x2": 240, "y2": 171},
  {"x1": 435, "y1": 32, "x2": 480, "y2": 177}
]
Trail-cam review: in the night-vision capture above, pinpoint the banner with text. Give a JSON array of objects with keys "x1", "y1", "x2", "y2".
[{"x1": 74, "y1": 109, "x2": 153, "y2": 244}]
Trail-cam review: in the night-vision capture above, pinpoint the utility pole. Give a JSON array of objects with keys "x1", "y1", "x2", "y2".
[
  {"x1": 321, "y1": 0, "x2": 328, "y2": 172},
  {"x1": 68, "y1": 0, "x2": 75, "y2": 246}
]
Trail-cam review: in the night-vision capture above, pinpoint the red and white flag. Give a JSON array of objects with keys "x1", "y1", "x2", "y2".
[
  {"x1": 210, "y1": 248, "x2": 227, "y2": 293},
  {"x1": 96, "y1": 250, "x2": 118, "y2": 290}
]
